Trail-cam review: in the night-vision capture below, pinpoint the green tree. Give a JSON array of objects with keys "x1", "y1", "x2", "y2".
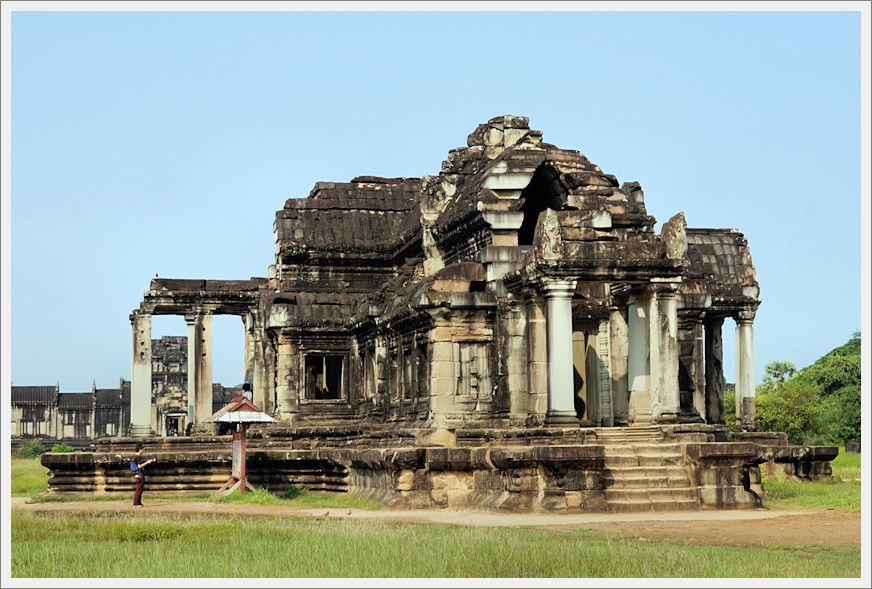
[
  {"x1": 819, "y1": 385, "x2": 861, "y2": 445},
  {"x1": 762, "y1": 360, "x2": 796, "y2": 386},
  {"x1": 754, "y1": 380, "x2": 824, "y2": 445},
  {"x1": 798, "y1": 354, "x2": 860, "y2": 397}
]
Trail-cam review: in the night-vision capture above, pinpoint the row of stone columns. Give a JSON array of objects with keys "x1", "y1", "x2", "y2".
[
  {"x1": 539, "y1": 278, "x2": 757, "y2": 429},
  {"x1": 129, "y1": 310, "x2": 215, "y2": 437}
]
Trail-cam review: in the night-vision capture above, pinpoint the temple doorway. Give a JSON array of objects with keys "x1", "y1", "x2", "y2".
[{"x1": 165, "y1": 414, "x2": 184, "y2": 437}]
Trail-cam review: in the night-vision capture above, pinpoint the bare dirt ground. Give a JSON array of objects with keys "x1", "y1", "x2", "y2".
[{"x1": 11, "y1": 497, "x2": 860, "y2": 547}]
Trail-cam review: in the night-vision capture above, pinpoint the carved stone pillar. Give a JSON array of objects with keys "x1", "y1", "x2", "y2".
[
  {"x1": 190, "y1": 313, "x2": 214, "y2": 423},
  {"x1": 735, "y1": 309, "x2": 756, "y2": 431},
  {"x1": 525, "y1": 295, "x2": 548, "y2": 423},
  {"x1": 652, "y1": 284, "x2": 680, "y2": 423},
  {"x1": 595, "y1": 320, "x2": 614, "y2": 427},
  {"x1": 243, "y1": 315, "x2": 253, "y2": 385},
  {"x1": 185, "y1": 315, "x2": 197, "y2": 428},
  {"x1": 609, "y1": 302, "x2": 630, "y2": 426},
  {"x1": 677, "y1": 312, "x2": 705, "y2": 423},
  {"x1": 543, "y1": 279, "x2": 578, "y2": 425},
  {"x1": 275, "y1": 332, "x2": 298, "y2": 420},
  {"x1": 250, "y1": 323, "x2": 267, "y2": 411},
  {"x1": 129, "y1": 312, "x2": 154, "y2": 437},
  {"x1": 627, "y1": 293, "x2": 652, "y2": 424},
  {"x1": 703, "y1": 317, "x2": 725, "y2": 424}
]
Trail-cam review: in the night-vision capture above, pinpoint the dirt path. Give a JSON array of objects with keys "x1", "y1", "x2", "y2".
[{"x1": 11, "y1": 497, "x2": 860, "y2": 547}]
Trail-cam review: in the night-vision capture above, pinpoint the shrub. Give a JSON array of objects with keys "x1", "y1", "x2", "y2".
[
  {"x1": 14, "y1": 440, "x2": 45, "y2": 459},
  {"x1": 51, "y1": 443, "x2": 77, "y2": 453}
]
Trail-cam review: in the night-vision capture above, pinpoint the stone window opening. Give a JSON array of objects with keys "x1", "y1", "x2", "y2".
[{"x1": 304, "y1": 354, "x2": 343, "y2": 400}]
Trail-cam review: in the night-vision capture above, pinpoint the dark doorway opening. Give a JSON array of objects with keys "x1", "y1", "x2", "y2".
[{"x1": 305, "y1": 354, "x2": 343, "y2": 400}]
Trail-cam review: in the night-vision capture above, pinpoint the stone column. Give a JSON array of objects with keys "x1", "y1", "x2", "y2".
[
  {"x1": 691, "y1": 318, "x2": 706, "y2": 419},
  {"x1": 525, "y1": 295, "x2": 548, "y2": 422},
  {"x1": 735, "y1": 310, "x2": 756, "y2": 431},
  {"x1": 703, "y1": 317, "x2": 725, "y2": 424},
  {"x1": 677, "y1": 312, "x2": 705, "y2": 423},
  {"x1": 275, "y1": 332, "x2": 298, "y2": 420},
  {"x1": 195, "y1": 313, "x2": 213, "y2": 423},
  {"x1": 250, "y1": 327, "x2": 266, "y2": 411},
  {"x1": 652, "y1": 284, "x2": 680, "y2": 423},
  {"x1": 243, "y1": 315, "x2": 253, "y2": 384},
  {"x1": 504, "y1": 301, "x2": 529, "y2": 421},
  {"x1": 595, "y1": 320, "x2": 614, "y2": 426},
  {"x1": 627, "y1": 294, "x2": 652, "y2": 424},
  {"x1": 185, "y1": 315, "x2": 197, "y2": 429},
  {"x1": 129, "y1": 312, "x2": 154, "y2": 437},
  {"x1": 543, "y1": 279, "x2": 578, "y2": 425},
  {"x1": 263, "y1": 333, "x2": 277, "y2": 415},
  {"x1": 609, "y1": 303, "x2": 630, "y2": 426}
]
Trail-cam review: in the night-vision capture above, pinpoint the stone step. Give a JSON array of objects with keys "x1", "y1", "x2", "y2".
[
  {"x1": 606, "y1": 498, "x2": 701, "y2": 513},
  {"x1": 604, "y1": 453, "x2": 684, "y2": 467},
  {"x1": 605, "y1": 465, "x2": 690, "y2": 479},
  {"x1": 603, "y1": 475, "x2": 691, "y2": 489},
  {"x1": 596, "y1": 429, "x2": 663, "y2": 436},
  {"x1": 604, "y1": 487, "x2": 696, "y2": 502},
  {"x1": 597, "y1": 435, "x2": 664, "y2": 444},
  {"x1": 602, "y1": 443, "x2": 683, "y2": 456}
]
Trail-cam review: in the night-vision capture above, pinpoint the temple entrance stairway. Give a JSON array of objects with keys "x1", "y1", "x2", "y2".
[{"x1": 595, "y1": 426, "x2": 701, "y2": 512}]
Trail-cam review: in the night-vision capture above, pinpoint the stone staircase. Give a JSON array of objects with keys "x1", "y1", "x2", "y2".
[{"x1": 596, "y1": 426, "x2": 701, "y2": 512}]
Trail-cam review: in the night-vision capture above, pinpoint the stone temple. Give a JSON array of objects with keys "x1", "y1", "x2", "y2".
[{"x1": 43, "y1": 116, "x2": 835, "y2": 511}]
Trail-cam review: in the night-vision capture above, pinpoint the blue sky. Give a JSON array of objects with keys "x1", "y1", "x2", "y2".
[{"x1": 9, "y1": 9, "x2": 862, "y2": 391}]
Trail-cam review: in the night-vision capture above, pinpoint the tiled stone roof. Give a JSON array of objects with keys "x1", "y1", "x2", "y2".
[{"x1": 11, "y1": 386, "x2": 58, "y2": 405}]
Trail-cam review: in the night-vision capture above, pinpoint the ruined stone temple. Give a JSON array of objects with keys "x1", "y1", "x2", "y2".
[
  {"x1": 128, "y1": 115, "x2": 760, "y2": 435},
  {"x1": 44, "y1": 116, "x2": 836, "y2": 511}
]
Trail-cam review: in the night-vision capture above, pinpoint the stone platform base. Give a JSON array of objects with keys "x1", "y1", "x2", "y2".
[{"x1": 39, "y1": 425, "x2": 837, "y2": 513}]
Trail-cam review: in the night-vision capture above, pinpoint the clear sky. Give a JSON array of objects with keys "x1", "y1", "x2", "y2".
[{"x1": 7, "y1": 8, "x2": 863, "y2": 392}]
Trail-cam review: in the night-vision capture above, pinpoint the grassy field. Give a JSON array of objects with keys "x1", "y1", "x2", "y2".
[
  {"x1": 10, "y1": 458, "x2": 50, "y2": 499},
  {"x1": 761, "y1": 449, "x2": 862, "y2": 512},
  {"x1": 10, "y1": 457, "x2": 378, "y2": 509},
  {"x1": 11, "y1": 510, "x2": 860, "y2": 578},
  {"x1": 11, "y1": 450, "x2": 862, "y2": 578}
]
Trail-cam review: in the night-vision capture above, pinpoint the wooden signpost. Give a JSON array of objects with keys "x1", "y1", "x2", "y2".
[
  {"x1": 216, "y1": 429, "x2": 256, "y2": 496},
  {"x1": 211, "y1": 392, "x2": 275, "y2": 498}
]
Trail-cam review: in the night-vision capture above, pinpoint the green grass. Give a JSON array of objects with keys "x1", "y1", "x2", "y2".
[
  {"x1": 216, "y1": 487, "x2": 380, "y2": 511},
  {"x1": 11, "y1": 510, "x2": 860, "y2": 578},
  {"x1": 831, "y1": 448, "x2": 861, "y2": 480},
  {"x1": 11, "y1": 458, "x2": 378, "y2": 510},
  {"x1": 28, "y1": 492, "x2": 214, "y2": 504},
  {"x1": 761, "y1": 447, "x2": 862, "y2": 512},
  {"x1": 10, "y1": 458, "x2": 49, "y2": 499}
]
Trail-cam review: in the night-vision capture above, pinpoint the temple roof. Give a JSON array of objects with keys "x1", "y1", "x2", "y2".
[
  {"x1": 58, "y1": 393, "x2": 93, "y2": 410},
  {"x1": 95, "y1": 388, "x2": 130, "y2": 407},
  {"x1": 681, "y1": 228, "x2": 760, "y2": 310},
  {"x1": 275, "y1": 177, "x2": 422, "y2": 257},
  {"x1": 11, "y1": 386, "x2": 58, "y2": 405}
]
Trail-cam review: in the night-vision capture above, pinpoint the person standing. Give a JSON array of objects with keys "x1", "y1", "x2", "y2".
[{"x1": 132, "y1": 443, "x2": 156, "y2": 507}]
